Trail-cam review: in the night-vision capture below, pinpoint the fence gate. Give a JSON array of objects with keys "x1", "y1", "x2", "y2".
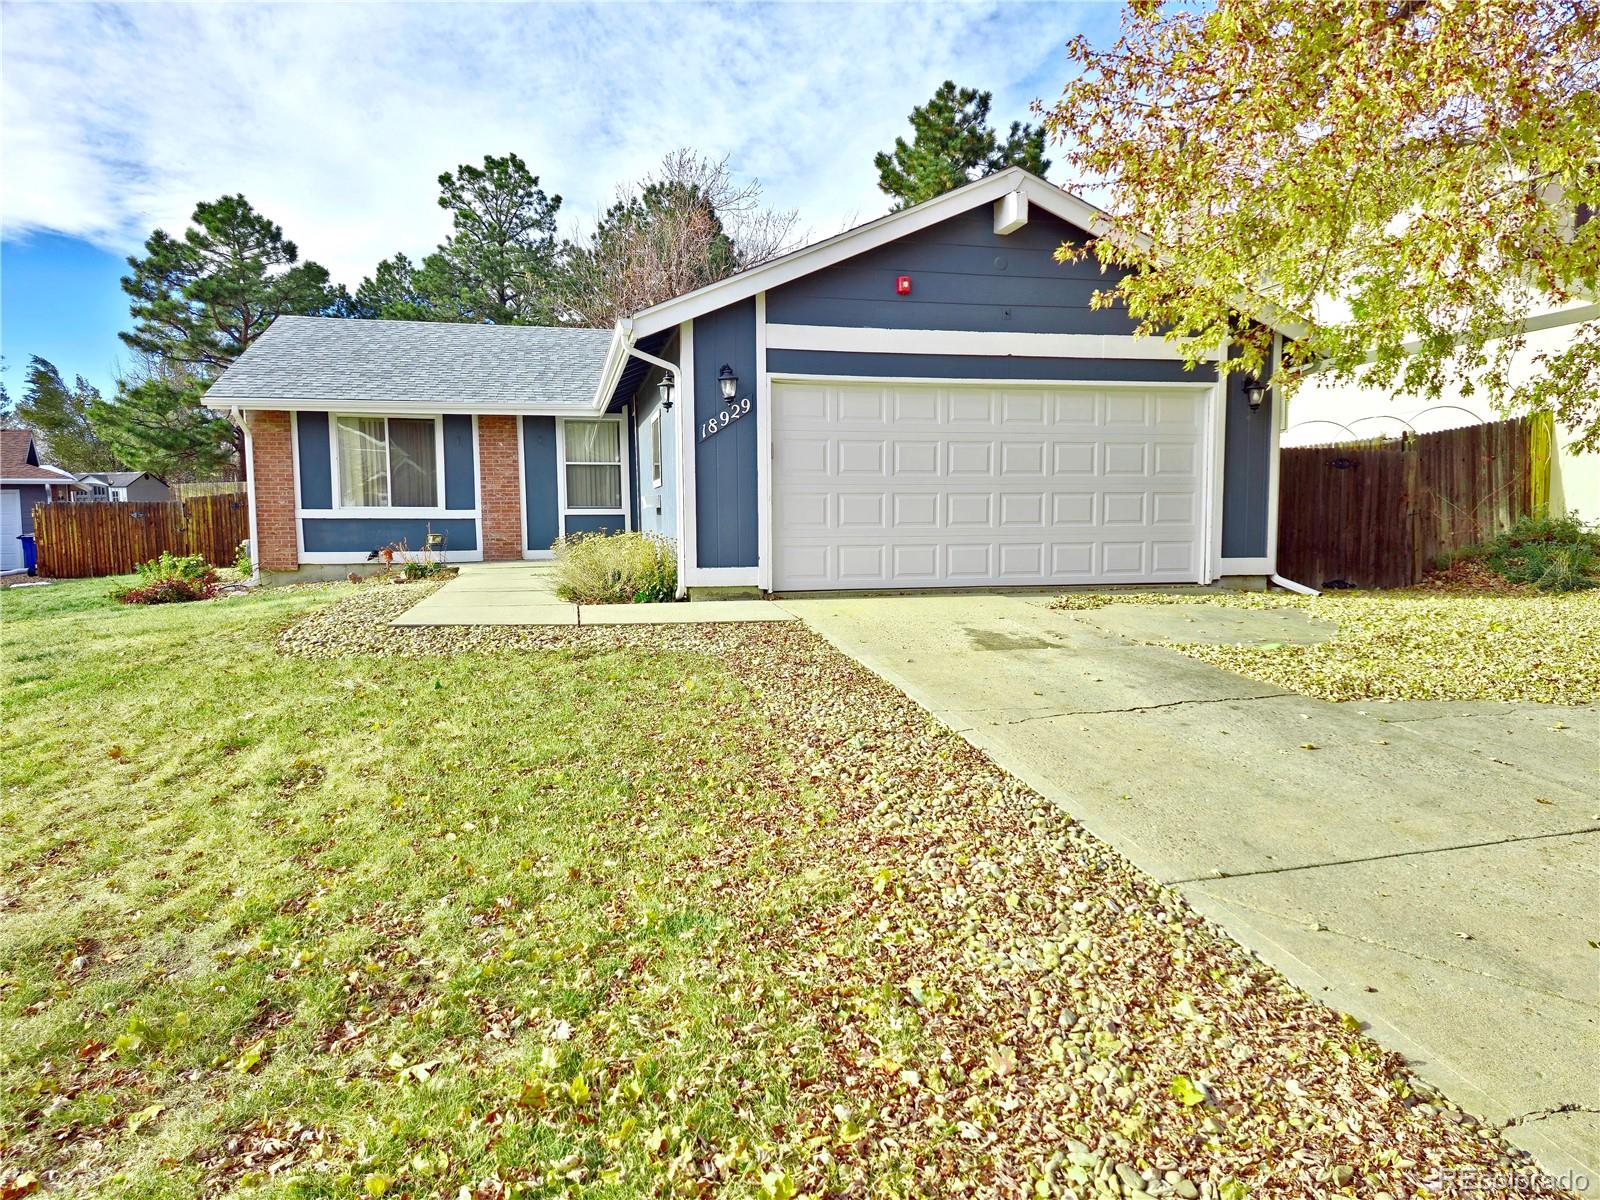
[
  {"x1": 1276, "y1": 414, "x2": 1541, "y2": 590},
  {"x1": 31, "y1": 493, "x2": 251, "y2": 579}
]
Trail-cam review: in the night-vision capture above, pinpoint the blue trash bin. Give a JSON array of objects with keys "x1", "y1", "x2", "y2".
[{"x1": 19, "y1": 533, "x2": 37, "y2": 576}]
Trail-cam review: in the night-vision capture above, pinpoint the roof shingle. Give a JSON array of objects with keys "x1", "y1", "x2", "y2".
[{"x1": 205, "y1": 317, "x2": 615, "y2": 407}]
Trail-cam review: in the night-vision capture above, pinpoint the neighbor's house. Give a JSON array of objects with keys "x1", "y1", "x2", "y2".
[
  {"x1": 72, "y1": 471, "x2": 174, "y2": 504},
  {"x1": 1286, "y1": 300, "x2": 1599, "y2": 522},
  {"x1": 1, "y1": 428, "x2": 82, "y2": 574},
  {"x1": 206, "y1": 168, "x2": 1299, "y2": 593}
]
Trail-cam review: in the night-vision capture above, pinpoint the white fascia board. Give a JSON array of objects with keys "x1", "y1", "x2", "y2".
[
  {"x1": 627, "y1": 167, "x2": 1307, "y2": 342},
  {"x1": 765, "y1": 324, "x2": 1222, "y2": 362},
  {"x1": 207, "y1": 398, "x2": 595, "y2": 417},
  {"x1": 630, "y1": 168, "x2": 1051, "y2": 338},
  {"x1": 587, "y1": 321, "x2": 634, "y2": 411}
]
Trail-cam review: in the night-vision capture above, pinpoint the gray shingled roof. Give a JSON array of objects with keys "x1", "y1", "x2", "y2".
[{"x1": 205, "y1": 316, "x2": 615, "y2": 407}]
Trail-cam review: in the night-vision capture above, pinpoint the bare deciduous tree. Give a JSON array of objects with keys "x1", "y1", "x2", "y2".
[{"x1": 561, "y1": 151, "x2": 802, "y2": 327}]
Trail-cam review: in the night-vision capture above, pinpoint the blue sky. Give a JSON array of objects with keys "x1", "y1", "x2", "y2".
[{"x1": 0, "y1": 1, "x2": 1116, "y2": 403}]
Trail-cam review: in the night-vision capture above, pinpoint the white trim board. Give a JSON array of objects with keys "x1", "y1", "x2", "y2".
[
  {"x1": 766, "y1": 372, "x2": 1216, "y2": 391},
  {"x1": 765, "y1": 324, "x2": 1220, "y2": 362},
  {"x1": 298, "y1": 550, "x2": 486, "y2": 566},
  {"x1": 210, "y1": 398, "x2": 598, "y2": 417},
  {"x1": 625, "y1": 167, "x2": 1308, "y2": 342}
]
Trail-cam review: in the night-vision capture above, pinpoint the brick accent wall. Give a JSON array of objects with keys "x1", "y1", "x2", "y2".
[
  {"x1": 249, "y1": 410, "x2": 298, "y2": 572},
  {"x1": 477, "y1": 415, "x2": 524, "y2": 561}
]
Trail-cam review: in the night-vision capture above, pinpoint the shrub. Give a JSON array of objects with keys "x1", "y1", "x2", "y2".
[
  {"x1": 114, "y1": 552, "x2": 220, "y2": 604},
  {"x1": 402, "y1": 560, "x2": 451, "y2": 581},
  {"x1": 552, "y1": 532, "x2": 677, "y2": 604},
  {"x1": 233, "y1": 539, "x2": 252, "y2": 575},
  {"x1": 1471, "y1": 512, "x2": 1600, "y2": 592}
]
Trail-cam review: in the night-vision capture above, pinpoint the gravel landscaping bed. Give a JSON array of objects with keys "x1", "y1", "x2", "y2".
[
  {"x1": 1050, "y1": 589, "x2": 1600, "y2": 704},
  {"x1": 268, "y1": 585, "x2": 1572, "y2": 1198}
]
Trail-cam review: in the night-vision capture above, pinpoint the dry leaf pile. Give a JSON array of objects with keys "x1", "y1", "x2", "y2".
[{"x1": 1049, "y1": 590, "x2": 1600, "y2": 705}]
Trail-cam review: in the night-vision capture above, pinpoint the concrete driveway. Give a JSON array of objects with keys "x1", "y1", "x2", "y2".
[{"x1": 775, "y1": 590, "x2": 1600, "y2": 1189}]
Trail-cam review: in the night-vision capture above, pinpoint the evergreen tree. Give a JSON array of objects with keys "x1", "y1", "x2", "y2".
[
  {"x1": 874, "y1": 81, "x2": 1050, "y2": 210},
  {"x1": 17, "y1": 357, "x2": 121, "y2": 472},
  {"x1": 96, "y1": 194, "x2": 344, "y2": 476},
  {"x1": 355, "y1": 153, "x2": 563, "y2": 325}
]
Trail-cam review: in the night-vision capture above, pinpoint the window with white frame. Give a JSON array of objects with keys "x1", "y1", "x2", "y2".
[
  {"x1": 334, "y1": 416, "x2": 439, "y2": 508},
  {"x1": 649, "y1": 410, "x2": 663, "y2": 488},
  {"x1": 563, "y1": 419, "x2": 622, "y2": 510}
]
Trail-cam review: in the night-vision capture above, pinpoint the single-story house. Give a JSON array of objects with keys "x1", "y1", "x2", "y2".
[
  {"x1": 73, "y1": 471, "x2": 174, "y2": 504},
  {"x1": 207, "y1": 167, "x2": 1299, "y2": 592},
  {"x1": 1, "y1": 428, "x2": 83, "y2": 574}
]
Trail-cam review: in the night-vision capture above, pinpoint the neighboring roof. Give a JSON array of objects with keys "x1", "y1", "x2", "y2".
[
  {"x1": 0, "y1": 428, "x2": 81, "y2": 485},
  {"x1": 205, "y1": 316, "x2": 616, "y2": 411},
  {"x1": 78, "y1": 470, "x2": 154, "y2": 488}
]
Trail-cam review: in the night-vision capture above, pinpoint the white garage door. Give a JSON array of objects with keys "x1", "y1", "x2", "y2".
[
  {"x1": 1, "y1": 489, "x2": 24, "y2": 574},
  {"x1": 771, "y1": 379, "x2": 1209, "y2": 591}
]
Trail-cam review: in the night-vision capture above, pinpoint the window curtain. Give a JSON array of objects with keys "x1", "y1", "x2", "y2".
[
  {"x1": 564, "y1": 421, "x2": 622, "y2": 509},
  {"x1": 336, "y1": 416, "x2": 389, "y2": 507},
  {"x1": 388, "y1": 418, "x2": 438, "y2": 508}
]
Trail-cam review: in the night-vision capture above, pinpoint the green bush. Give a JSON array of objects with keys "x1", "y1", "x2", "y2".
[
  {"x1": 552, "y1": 532, "x2": 677, "y2": 604},
  {"x1": 114, "y1": 552, "x2": 220, "y2": 604},
  {"x1": 1474, "y1": 512, "x2": 1600, "y2": 592}
]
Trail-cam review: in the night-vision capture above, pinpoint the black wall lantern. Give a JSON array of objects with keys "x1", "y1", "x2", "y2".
[
  {"x1": 658, "y1": 374, "x2": 675, "y2": 411},
  {"x1": 1243, "y1": 378, "x2": 1268, "y2": 411},
  {"x1": 718, "y1": 363, "x2": 739, "y2": 403}
]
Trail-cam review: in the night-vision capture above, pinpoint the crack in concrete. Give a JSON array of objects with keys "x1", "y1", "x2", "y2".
[
  {"x1": 1166, "y1": 825, "x2": 1600, "y2": 886},
  {"x1": 1501, "y1": 1103, "x2": 1600, "y2": 1129},
  {"x1": 1180, "y1": 887, "x2": 1596, "y2": 1007},
  {"x1": 987, "y1": 691, "x2": 1296, "y2": 728}
]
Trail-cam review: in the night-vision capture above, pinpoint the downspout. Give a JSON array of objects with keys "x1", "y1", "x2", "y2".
[
  {"x1": 232, "y1": 406, "x2": 261, "y2": 586},
  {"x1": 1271, "y1": 573, "x2": 1318, "y2": 596},
  {"x1": 617, "y1": 336, "x2": 689, "y2": 599}
]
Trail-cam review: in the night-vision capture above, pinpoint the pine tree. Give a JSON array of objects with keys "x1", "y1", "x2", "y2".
[
  {"x1": 17, "y1": 357, "x2": 122, "y2": 472},
  {"x1": 874, "y1": 81, "x2": 1050, "y2": 210},
  {"x1": 95, "y1": 195, "x2": 344, "y2": 477}
]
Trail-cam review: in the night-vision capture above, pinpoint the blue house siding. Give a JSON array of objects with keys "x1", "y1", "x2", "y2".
[
  {"x1": 693, "y1": 300, "x2": 759, "y2": 568},
  {"x1": 296, "y1": 412, "x2": 333, "y2": 508},
  {"x1": 767, "y1": 207, "x2": 1138, "y2": 336},
  {"x1": 302, "y1": 517, "x2": 478, "y2": 555},
  {"x1": 522, "y1": 416, "x2": 559, "y2": 551},
  {"x1": 8, "y1": 484, "x2": 49, "y2": 535},
  {"x1": 1220, "y1": 350, "x2": 1275, "y2": 560},
  {"x1": 443, "y1": 415, "x2": 476, "y2": 510},
  {"x1": 564, "y1": 514, "x2": 627, "y2": 538}
]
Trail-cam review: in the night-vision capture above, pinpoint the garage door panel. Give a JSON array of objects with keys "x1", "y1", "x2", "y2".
[
  {"x1": 1052, "y1": 443, "x2": 1097, "y2": 475},
  {"x1": 837, "y1": 493, "x2": 884, "y2": 529},
  {"x1": 892, "y1": 441, "x2": 941, "y2": 475},
  {"x1": 1103, "y1": 443, "x2": 1149, "y2": 475},
  {"x1": 1000, "y1": 442, "x2": 1046, "y2": 475},
  {"x1": 772, "y1": 380, "x2": 1206, "y2": 590},
  {"x1": 947, "y1": 493, "x2": 993, "y2": 527},
  {"x1": 837, "y1": 440, "x2": 885, "y2": 474}
]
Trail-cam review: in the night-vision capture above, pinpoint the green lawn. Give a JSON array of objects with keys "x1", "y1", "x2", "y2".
[{"x1": 1, "y1": 581, "x2": 1549, "y2": 1198}]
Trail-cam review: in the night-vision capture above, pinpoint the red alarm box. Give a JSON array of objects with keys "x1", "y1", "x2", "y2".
[{"x1": 895, "y1": 275, "x2": 912, "y2": 295}]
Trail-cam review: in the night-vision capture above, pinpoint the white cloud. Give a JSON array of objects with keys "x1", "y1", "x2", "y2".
[{"x1": 0, "y1": 0, "x2": 1101, "y2": 286}]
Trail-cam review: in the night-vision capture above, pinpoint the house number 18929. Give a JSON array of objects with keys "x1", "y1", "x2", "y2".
[{"x1": 699, "y1": 397, "x2": 751, "y2": 441}]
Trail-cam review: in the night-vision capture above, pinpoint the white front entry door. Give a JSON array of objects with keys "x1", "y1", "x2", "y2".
[
  {"x1": 1, "y1": 489, "x2": 24, "y2": 573},
  {"x1": 770, "y1": 379, "x2": 1209, "y2": 591}
]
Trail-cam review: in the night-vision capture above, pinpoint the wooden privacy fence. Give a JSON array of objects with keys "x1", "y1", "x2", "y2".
[
  {"x1": 1277, "y1": 413, "x2": 1547, "y2": 589},
  {"x1": 32, "y1": 493, "x2": 250, "y2": 579}
]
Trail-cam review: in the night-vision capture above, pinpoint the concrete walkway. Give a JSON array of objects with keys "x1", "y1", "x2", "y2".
[
  {"x1": 391, "y1": 561, "x2": 793, "y2": 626},
  {"x1": 774, "y1": 591, "x2": 1600, "y2": 1189}
]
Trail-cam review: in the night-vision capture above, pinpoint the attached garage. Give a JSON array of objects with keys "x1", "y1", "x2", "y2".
[
  {"x1": 592, "y1": 166, "x2": 1296, "y2": 596},
  {"x1": 770, "y1": 379, "x2": 1210, "y2": 590}
]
